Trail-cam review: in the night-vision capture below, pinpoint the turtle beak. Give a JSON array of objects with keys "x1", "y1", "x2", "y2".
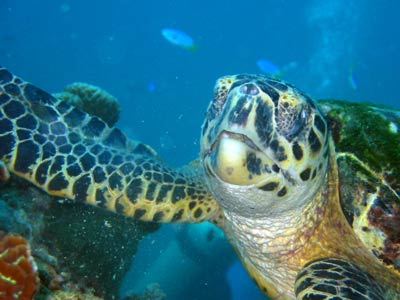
[
  {"x1": 203, "y1": 130, "x2": 274, "y2": 186},
  {"x1": 210, "y1": 130, "x2": 261, "y2": 153}
]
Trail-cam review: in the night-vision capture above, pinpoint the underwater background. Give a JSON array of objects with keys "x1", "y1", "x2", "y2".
[{"x1": 1, "y1": 0, "x2": 399, "y2": 299}]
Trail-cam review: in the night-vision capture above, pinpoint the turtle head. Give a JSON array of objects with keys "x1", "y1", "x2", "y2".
[{"x1": 201, "y1": 75, "x2": 330, "y2": 217}]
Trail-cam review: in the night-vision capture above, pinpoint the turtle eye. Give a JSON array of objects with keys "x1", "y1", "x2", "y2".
[
  {"x1": 288, "y1": 106, "x2": 308, "y2": 136},
  {"x1": 279, "y1": 105, "x2": 309, "y2": 141}
]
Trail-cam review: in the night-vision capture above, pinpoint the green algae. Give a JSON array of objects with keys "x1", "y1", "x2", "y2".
[
  {"x1": 319, "y1": 100, "x2": 400, "y2": 271},
  {"x1": 318, "y1": 99, "x2": 400, "y2": 190}
]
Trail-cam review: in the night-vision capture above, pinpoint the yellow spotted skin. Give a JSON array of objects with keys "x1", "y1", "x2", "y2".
[
  {"x1": 0, "y1": 67, "x2": 221, "y2": 223},
  {"x1": 1, "y1": 68, "x2": 399, "y2": 299}
]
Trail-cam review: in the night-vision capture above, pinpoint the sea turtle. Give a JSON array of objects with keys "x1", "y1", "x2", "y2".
[{"x1": 0, "y1": 66, "x2": 399, "y2": 299}]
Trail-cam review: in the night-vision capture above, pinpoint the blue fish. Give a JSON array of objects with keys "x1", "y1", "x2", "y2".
[
  {"x1": 348, "y1": 64, "x2": 358, "y2": 90},
  {"x1": 147, "y1": 80, "x2": 156, "y2": 92},
  {"x1": 256, "y1": 58, "x2": 280, "y2": 76},
  {"x1": 161, "y1": 28, "x2": 197, "y2": 50},
  {"x1": 257, "y1": 58, "x2": 281, "y2": 76}
]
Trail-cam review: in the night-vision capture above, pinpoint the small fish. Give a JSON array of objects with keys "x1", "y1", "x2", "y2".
[
  {"x1": 348, "y1": 64, "x2": 358, "y2": 90},
  {"x1": 256, "y1": 58, "x2": 281, "y2": 77},
  {"x1": 147, "y1": 80, "x2": 156, "y2": 92},
  {"x1": 161, "y1": 28, "x2": 197, "y2": 50}
]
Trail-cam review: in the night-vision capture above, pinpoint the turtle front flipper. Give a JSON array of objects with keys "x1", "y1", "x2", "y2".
[
  {"x1": 0, "y1": 66, "x2": 221, "y2": 223},
  {"x1": 294, "y1": 258, "x2": 385, "y2": 300}
]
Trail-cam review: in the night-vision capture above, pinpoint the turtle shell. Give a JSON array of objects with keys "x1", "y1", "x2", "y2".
[{"x1": 319, "y1": 99, "x2": 400, "y2": 274}]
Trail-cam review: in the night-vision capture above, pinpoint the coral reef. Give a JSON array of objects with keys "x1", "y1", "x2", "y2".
[
  {"x1": 0, "y1": 177, "x2": 159, "y2": 300},
  {"x1": 0, "y1": 79, "x2": 161, "y2": 299},
  {"x1": 45, "y1": 290, "x2": 103, "y2": 300},
  {"x1": 0, "y1": 231, "x2": 38, "y2": 300},
  {"x1": 53, "y1": 82, "x2": 120, "y2": 127},
  {"x1": 123, "y1": 283, "x2": 166, "y2": 300},
  {"x1": 0, "y1": 82, "x2": 157, "y2": 298},
  {"x1": 41, "y1": 196, "x2": 159, "y2": 298}
]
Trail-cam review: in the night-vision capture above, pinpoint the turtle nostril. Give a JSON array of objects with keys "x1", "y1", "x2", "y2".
[{"x1": 240, "y1": 83, "x2": 259, "y2": 95}]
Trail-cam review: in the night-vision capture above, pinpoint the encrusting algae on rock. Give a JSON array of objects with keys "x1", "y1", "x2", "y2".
[
  {"x1": 320, "y1": 99, "x2": 400, "y2": 272},
  {"x1": 45, "y1": 290, "x2": 103, "y2": 300}
]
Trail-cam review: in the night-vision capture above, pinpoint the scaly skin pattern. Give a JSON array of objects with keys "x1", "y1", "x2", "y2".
[
  {"x1": 0, "y1": 67, "x2": 221, "y2": 223},
  {"x1": 201, "y1": 75, "x2": 400, "y2": 299},
  {"x1": 2, "y1": 67, "x2": 399, "y2": 299},
  {"x1": 225, "y1": 146, "x2": 400, "y2": 299}
]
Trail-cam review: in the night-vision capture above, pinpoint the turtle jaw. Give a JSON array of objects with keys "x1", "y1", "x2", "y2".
[
  {"x1": 210, "y1": 130, "x2": 262, "y2": 154},
  {"x1": 203, "y1": 130, "x2": 277, "y2": 187},
  {"x1": 202, "y1": 129, "x2": 303, "y2": 217}
]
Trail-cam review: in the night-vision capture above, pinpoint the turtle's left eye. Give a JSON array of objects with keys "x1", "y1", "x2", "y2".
[
  {"x1": 288, "y1": 106, "x2": 308, "y2": 136},
  {"x1": 279, "y1": 105, "x2": 309, "y2": 141}
]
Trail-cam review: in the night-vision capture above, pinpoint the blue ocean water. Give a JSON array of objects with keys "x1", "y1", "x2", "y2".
[{"x1": 1, "y1": 1, "x2": 399, "y2": 299}]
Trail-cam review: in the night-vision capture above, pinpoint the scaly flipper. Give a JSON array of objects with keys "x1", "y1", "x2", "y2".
[
  {"x1": 295, "y1": 258, "x2": 385, "y2": 300},
  {"x1": 0, "y1": 67, "x2": 221, "y2": 223}
]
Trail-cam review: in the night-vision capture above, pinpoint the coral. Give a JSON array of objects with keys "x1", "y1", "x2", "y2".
[
  {"x1": 0, "y1": 176, "x2": 159, "y2": 300},
  {"x1": 1, "y1": 80, "x2": 158, "y2": 299},
  {"x1": 0, "y1": 232, "x2": 38, "y2": 300},
  {"x1": 53, "y1": 82, "x2": 120, "y2": 127},
  {"x1": 123, "y1": 283, "x2": 166, "y2": 300},
  {"x1": 0, "y1": 200, "x2": 31, "y2": 237},
  {"x1": 45, "y1": 290, "x2": 103, "y2": 300},
  {"x1": 41, "y1": 200, "x2": 159, "y2": 299},
  {"x1": 368, "y1": 205, "x2": 400, "y2": 263}
]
